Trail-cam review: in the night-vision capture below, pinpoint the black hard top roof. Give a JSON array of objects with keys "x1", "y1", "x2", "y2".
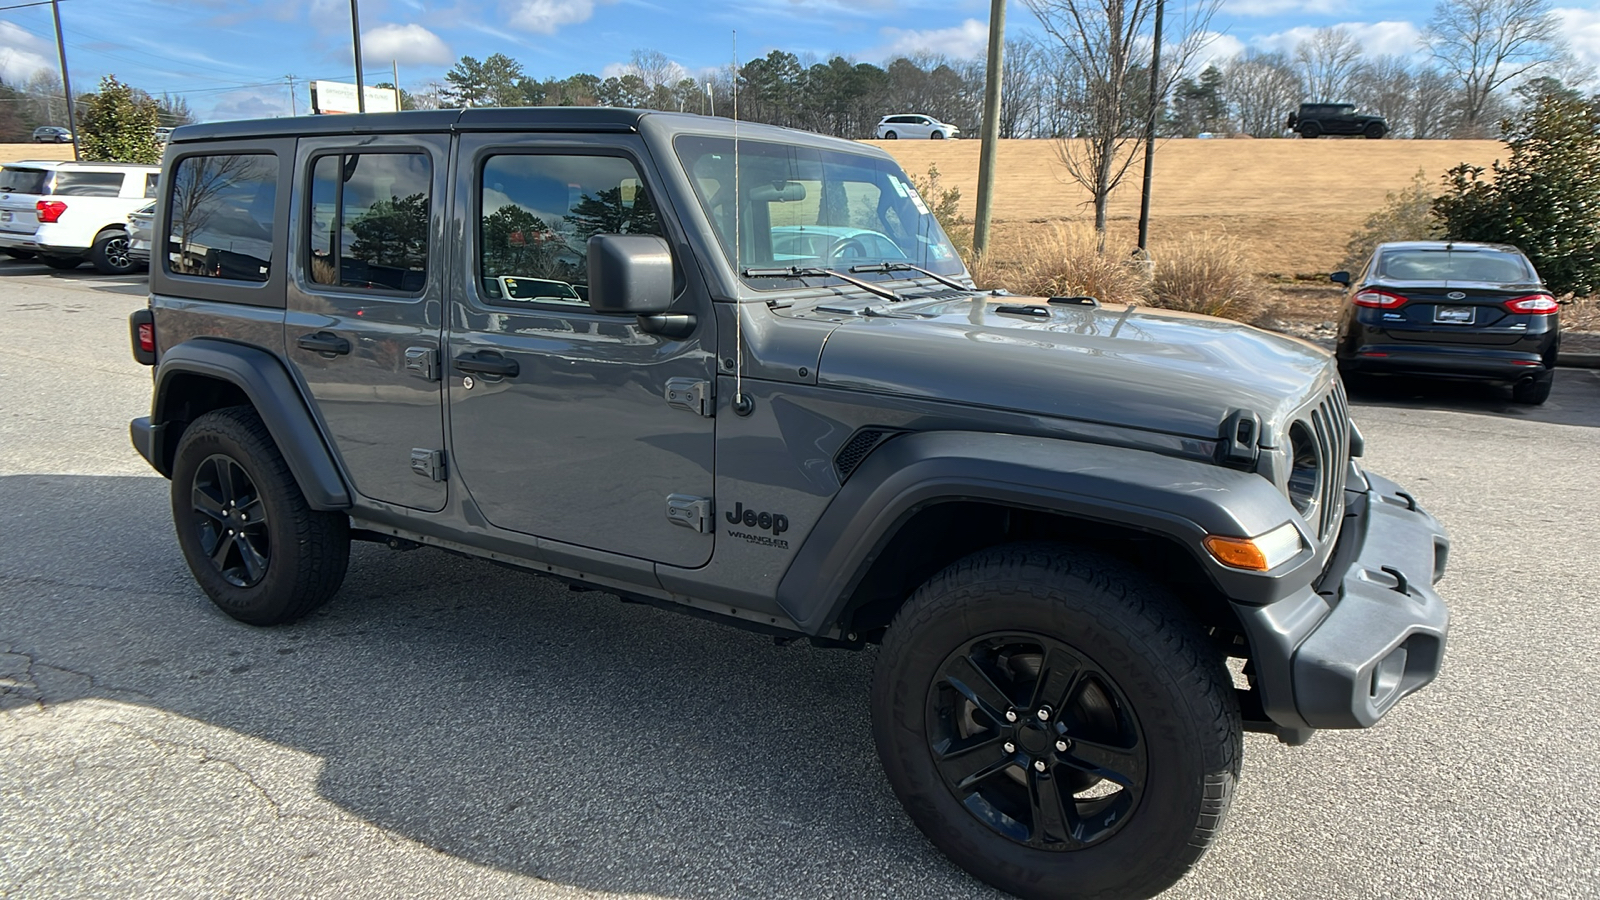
[{"x1": 170, "y1": 106, "x2": 649, "y2": 143}]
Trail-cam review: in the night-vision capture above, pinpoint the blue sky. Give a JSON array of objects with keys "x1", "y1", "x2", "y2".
[{"x1": 1, "y1": 0, "x2": 1598, "y2": 121}]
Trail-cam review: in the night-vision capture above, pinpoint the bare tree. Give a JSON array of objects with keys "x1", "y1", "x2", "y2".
[
  {"x1": 1409, "y1": 67, "x2": 1459, "y2": 137},
  {"x1": 1222, "y1": 50, "x2": 1301, "y2": 137},
  {"x1": 1425, "y1": 0, "x2": 1562, "y2": 131},
  {"x1": 1350, "y1": 56, "x2": 1416, "y2": 136},
  {"x1": 1025, "y1": 0, "x2": 1220, "y2": 236},
  {"x1": 1000, "y1": 38, "x2": 1046, "y2": 138},
  {"x1": 627, "y1": 49, "x2": 684, "y2": 93},
  {"x1": 1295, "y1": 26, "x2": 1363, "y2": 102}
]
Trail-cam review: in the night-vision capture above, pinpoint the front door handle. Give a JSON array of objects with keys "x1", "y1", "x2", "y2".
[
  {"x1": 297, "y1": 331, "x2": 350, "y2": 356},
  {"x1": 454, "y1": 352, "x2": 519, "y2": 378}
]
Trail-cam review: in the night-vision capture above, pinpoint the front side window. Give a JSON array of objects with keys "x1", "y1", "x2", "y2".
[
  {"x1": 308, "y1": 152, "x2": 431, "y2": 293},
  {"x1": 673, "y1": 135, "x2": 964, "y2": 286},
  {"x1": 168, "y1": 153, "x2": 277, "y2": 282},
  {"x1": 478, "y1": 154, "x2": 661, "y2": 305}
]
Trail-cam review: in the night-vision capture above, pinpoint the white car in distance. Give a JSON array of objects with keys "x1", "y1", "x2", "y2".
[{"x1": 874, "y1": 114, "x2": 960, "y2": 140}]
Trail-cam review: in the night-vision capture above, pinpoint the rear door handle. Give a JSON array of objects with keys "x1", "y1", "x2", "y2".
[
  {"x1": 297, "y1": 331, "x2": 350, "y2": 356},
  {"x1": 454, "y1": 352, "x2": 519, "y2": 378}
]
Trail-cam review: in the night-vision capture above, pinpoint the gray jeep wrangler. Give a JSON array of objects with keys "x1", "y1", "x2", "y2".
[{"x1": 129, "y1": 108, "x2": 1449, "y2": 900}]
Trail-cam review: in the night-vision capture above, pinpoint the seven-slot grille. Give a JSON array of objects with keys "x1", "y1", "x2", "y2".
[{"x1": 1307, "y1": 383, "x2": 1350, "y2": 542}]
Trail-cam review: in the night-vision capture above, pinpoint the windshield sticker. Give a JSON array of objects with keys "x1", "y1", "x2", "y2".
[{"x1": 908, "y1": 190, "x2": 929, "y2": 215}]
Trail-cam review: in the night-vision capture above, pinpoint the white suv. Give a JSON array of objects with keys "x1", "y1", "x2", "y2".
[
  {"x1": 874, "y1": 114, "x2": 960, "y2": 140},
  {"x1": 0, "y1": 161, "x2": 161, "y2": 274}
]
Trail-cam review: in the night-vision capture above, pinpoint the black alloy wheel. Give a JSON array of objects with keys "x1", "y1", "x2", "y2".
[
  {"x1": 927, "y1": 632, "x2": 1146, "y2": 850},
  {"x1": 91, "y1": 230, "x2": 135, "y2": 274},
  {"x1": 189, "y1": 453, "x2": 271, "y2": 588}
]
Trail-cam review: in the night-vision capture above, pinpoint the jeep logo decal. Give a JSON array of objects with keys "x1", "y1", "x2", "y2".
[{"x1": 725, "y1": 502, "x2": 788, "y2": 536}]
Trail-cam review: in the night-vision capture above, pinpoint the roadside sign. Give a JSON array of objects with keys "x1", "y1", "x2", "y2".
[{"x1": 310, "y1": 81, "x2": 399, "y2": 115}]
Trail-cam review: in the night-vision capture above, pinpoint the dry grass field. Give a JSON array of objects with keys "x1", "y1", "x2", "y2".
[
  {"x1": 1, "y1": 144, "x2": 76, "y2": 164},
  {"x1": 871, "y1": 138, "x2": 1504, "y2": 278}
]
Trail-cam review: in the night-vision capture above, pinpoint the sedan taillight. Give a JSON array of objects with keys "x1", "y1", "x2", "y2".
[
  {"x1": 1504, "y1": 293, "x2": 1559, "y2": 314},
  {"x1": 35, "y1": 200, "x2": 66, "y2": 223},
  {"x1": 1353, "y1": 289, "x2": 1407, "y2": 308}
]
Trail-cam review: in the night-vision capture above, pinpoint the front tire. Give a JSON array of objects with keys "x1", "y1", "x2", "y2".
[
  {"x1": 89, "y1": 229, "x2": 137, "y2": 274},
  {"x1": 931, "y1": 131, "x2": 945, "y2": 140},
  {"x1": 171, "y1": 406, "x2": 349, "y2": 625},
  {"x1": 884, "y1": 130, "x2": 898, "y2": 139},
  {"x1": 872, "y1": 544, "x2": 1240, "y2": 900},
  {"x1": 1364, "y1": 123, "x2": 1386, "y2": 139}
]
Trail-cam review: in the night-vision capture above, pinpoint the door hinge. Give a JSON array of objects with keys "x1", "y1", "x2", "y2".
[
  {"x1": 411, "y1": 448, "x2": 446, "y2": 482},
  {"x1": 665, "y1": 494, "x2": 713, "y2": 534},
  {"x1": 664, "y1": 377, "x2": 712, "y2": 417},
  {"x1": 405, "y1": 347, "x2": 439, "y2": 382}
]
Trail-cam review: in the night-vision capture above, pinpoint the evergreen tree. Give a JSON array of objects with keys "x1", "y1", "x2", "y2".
[{"x1": 78, "y1": 75, "x2": 161, "y2": 164}]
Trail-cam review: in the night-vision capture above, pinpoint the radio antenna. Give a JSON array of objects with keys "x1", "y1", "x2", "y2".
[{"x1": 731, "y1": 29, "x2": 751, "y2": 416}]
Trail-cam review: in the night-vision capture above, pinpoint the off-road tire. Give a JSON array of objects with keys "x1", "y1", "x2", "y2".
[
  {"x1": 89, "y1": 228, "x2": 137, "y2": 274},
  {"x1": 1513, "y1": 372, "x2": 1553, "y2": 405},
  {"x1": 171, "y1": 406, "x2": 349, "y2": 625},
  {"x1": 872, "y1": 543, "x2": 1241, "y2": 900},
  {"x1": 40, "y1": 255, "x2": 82, "y2": 270},
  {"x1": 1364, "y1": 123, "x2": 1386, "y2": 139},
  {"x1": 1299, "y1": 122, "x2": 1321, "y2": 139},
  {"x1": 884, "y1": 130, "x2": 898, "y2": 139}
]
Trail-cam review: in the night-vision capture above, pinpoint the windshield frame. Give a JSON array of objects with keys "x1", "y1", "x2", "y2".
[{"x1": 670, "y1": 133, "x2": 967, "y2": 293}]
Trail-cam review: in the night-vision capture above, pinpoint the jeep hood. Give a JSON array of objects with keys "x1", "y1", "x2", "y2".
[{"x1": 813, "y1": 295, "x2": 1334, "y2": 441}]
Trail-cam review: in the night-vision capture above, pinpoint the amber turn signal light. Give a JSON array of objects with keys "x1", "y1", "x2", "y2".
[{"x1": 1203, "y1": 522, "x2": 1305, "y2": 572}]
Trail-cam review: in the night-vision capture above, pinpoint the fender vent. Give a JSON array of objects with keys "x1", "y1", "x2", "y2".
[{"x1": 834, "y1": 428, "x2": 901, "y2": 482}]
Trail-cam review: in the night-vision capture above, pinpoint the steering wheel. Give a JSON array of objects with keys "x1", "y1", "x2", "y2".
[{"x1": 828, "y1": 237, "x2": 871, "y2": 260}]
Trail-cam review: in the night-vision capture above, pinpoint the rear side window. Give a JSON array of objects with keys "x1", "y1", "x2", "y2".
[
  {"x1": 307, "y1": 152, "x2": 431, "y2": 294},
  {"x1": 0, "y1": 167, "x2": 50, "y2": 194},
  {"x1": 54, "y1": 171, "x2": 125, "y2": 197},
  {"x1": 477, "y1": 153, "x2": 661, "y2": 305},
  {"x1": 167, "y1": 153, "x2": 278, "y2": 282}
]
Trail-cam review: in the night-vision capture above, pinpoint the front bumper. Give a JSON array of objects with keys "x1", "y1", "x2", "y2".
[{"x1": 1235, "y1": 470, "x2": 1450, "y2": 733}]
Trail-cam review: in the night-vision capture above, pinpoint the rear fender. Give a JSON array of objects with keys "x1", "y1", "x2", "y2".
[
  {"x1": 777, "y1": 431, "x2": 1311, "y2": 634},
  {"x1": 144, "y1": 338, "x2": 351, "y2": 510}
]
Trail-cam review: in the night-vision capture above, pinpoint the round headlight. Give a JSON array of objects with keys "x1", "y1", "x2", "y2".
[{"x1": 1286, "y1": 421, "x2": 1322, "y2": 520}]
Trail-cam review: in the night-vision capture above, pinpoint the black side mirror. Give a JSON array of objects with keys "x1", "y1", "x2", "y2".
[
  {"x1": 1329, "y1": 271, "x2": 1350, "y2": 285},
  {"x1": 587, "y1": 234, "x2": 674, "y2": 315}
]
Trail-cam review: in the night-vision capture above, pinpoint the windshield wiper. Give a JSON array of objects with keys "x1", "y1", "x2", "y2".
[
  {"x1": 741, "y1": 266, "x2": 904, "y2": 303},
  {"x1": 849, "y1": 262, "x2": 971, "y2": 292}
]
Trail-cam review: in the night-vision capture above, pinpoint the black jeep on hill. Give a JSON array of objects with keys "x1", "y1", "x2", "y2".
[{"x1": 1288, "y1": 103, "x2": 1388, "y2": 139}]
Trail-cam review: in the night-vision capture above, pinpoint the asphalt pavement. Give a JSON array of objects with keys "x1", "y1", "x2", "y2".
[{"x1": 3, "y1": 260, "x2": 1598, "y2": 899}]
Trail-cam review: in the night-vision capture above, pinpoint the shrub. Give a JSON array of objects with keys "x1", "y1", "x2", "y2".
[
  {"x1": 1339, "y1": 169, "x2": 1443, "y2": 274},
  {"x1": 1434, "y1": 94, "x2": 1600, "y2": 296},
  {"x1": 968, "y1": 221, "x2": 1150, "y2": 307},
  {"x1": 1148, "y1": 231, "x2": 1267, "y2": 321},
  {"x1": 908, "y1": 164, "x2": 971, "y2": 259}
]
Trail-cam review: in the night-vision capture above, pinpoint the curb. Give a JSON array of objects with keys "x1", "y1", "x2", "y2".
[{"x1": 1559, "y1": 353, "x2": 1600, "y2": 369}]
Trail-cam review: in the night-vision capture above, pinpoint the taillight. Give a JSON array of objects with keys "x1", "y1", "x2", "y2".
[
  {"x1": 129, "y1": 308, "x2": 156, "y2": 366},
  {"x1": 1353, "y1": 289, "x2": 1407, "y2": 308},
  {"x1": 35, "y1": 200, "x2": 66, "y2": 223},
  {"x1": 137, "y1": 322, "x2": 155, "y2": 354},
  {"x1": 1505, "y1": 293, "x2": 1559, "y2": 314}
]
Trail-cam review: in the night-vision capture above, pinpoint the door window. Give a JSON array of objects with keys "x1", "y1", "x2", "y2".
[
  {"x1": 478, "y1": 154, "x2": 662, "y2": 305},
  {"x1": 307, "y1": 152, "x2": 431, "y2": 293},
  {"x1": 167, "y1": 153, "x2": 278, "y2": 282},
  {"x1": 54, "y1": 171, "x2": 125, "y2": 196}
]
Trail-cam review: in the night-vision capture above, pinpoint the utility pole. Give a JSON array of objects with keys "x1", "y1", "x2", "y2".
[
  {"x1": 392, "y1": 59, "x2": 401, "y2": 111},
  {"x1": 349, "y1": 0, "x2": 366, "y2": 113},
  {"x1": 50, "y1": 0, "x2": 78, "y2": 160},
  {"x1": 285, "y1": 75, "x2": 298, "y2": 116},
  {"x1": 971, "y1": 0, "x2": 1005, "y2": 257},
  {"x1": 1136, "y1": 0, "x2": 1165, "y2": 253}
]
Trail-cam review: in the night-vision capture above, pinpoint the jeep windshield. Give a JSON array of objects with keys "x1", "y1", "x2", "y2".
[{"x1": 672, "y1": 134, "x2": 965, "y2": 291}]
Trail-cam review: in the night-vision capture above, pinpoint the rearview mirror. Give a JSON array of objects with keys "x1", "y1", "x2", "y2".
[
  {"x1": 750, "y1": 181, "x2": 806, "y2": 202},
  {"x1": 587, "y1": 234, "x2": 674, "y2": 316},
  {"x1": 1329, "y1": 271, "x2": 1350, "y2": 285}
]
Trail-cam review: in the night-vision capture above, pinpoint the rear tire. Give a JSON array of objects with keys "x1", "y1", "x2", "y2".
[
  {"x1": 872, "y1": 543, "x2": 1241, "y2": 900},
  {"x1": 1299, "y1": 122, "x2": 1321, "y2": 139},
  {"x1": 40, "y1": 255, "x2": 82, "y2": 270},
  {"x1": 1513, "y1": 372, "x2": 1553, "y2": 405},
  {"x1": 171, "y1": 406, "x2": 350, "y2": 625},
  {"x1": 89, "y1": 229, "x2": 137, "y2": 275}
]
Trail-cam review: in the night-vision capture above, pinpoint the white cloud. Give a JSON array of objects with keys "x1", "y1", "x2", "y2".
[
  {"x1": 1256, "y1": 20, "x2": 1424, "y2": 60},
  {"x1": 0, "y1": 22, "x2": 55, "y2": 85},
  {"x1": 1556, "y1": 7, "x2": 1600, "y2": 69},
  {"x1": 203, "y1": 88, "x2": 294, "y2": 124},
  {"x1": 1223, "y1": 0, "x2": 1348, "y2": 16},
  {"x1": 875, "y1": 18, "x2": 988, "y2": 60},
  {"x1": 1191, "y1": 32, "x2": 1247, "y2": 70},
  {"x1": 362, "y1": 23, "x2": 453, "y2": 66},
  {"x1": 504, "y1": 0, "x2": 598, "y2": 34}
]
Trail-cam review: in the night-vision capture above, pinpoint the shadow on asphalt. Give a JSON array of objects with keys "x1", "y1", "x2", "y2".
[
  {"x1": 1345, "y1": 368, "x2": 1600, "y2": 428},
  {"x1": 0, "y1": 473, "x2": 987, "y2": 899},
  {"x1": 1, "y1": 257, "x2": 149, "y2": 297}
]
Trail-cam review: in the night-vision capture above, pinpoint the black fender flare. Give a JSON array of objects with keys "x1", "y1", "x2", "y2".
[
  {"x1": 776, "y1": 431, "x2": 1311, "y2": 634},
  {"x1": 143, "y1": 338, "x2": 352, "y2": 510}
]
